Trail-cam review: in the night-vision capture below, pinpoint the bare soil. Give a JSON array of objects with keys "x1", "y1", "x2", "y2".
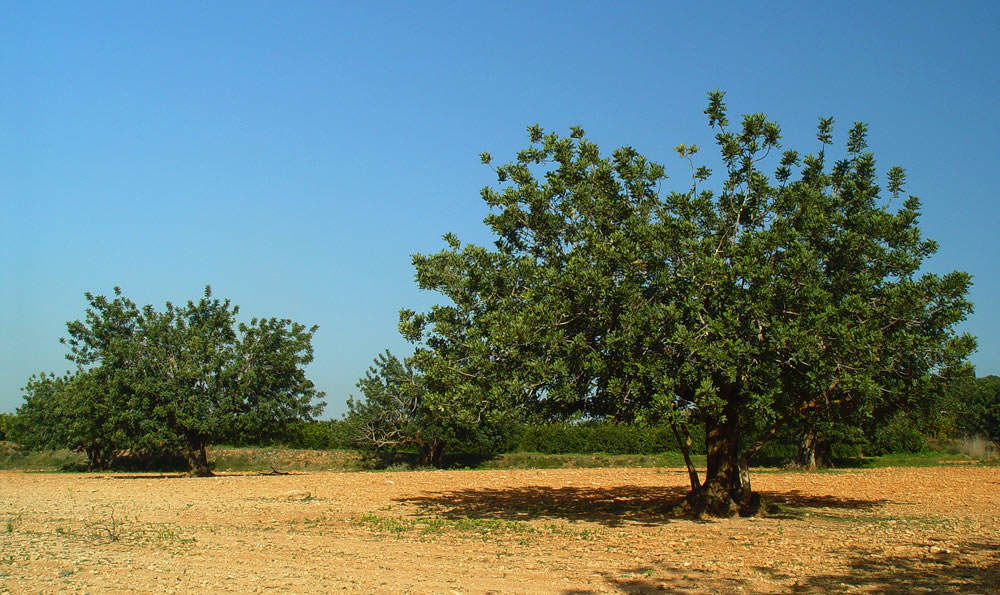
[{"x1": 2, "y1": 466, "x2": 998, "y2": 593}]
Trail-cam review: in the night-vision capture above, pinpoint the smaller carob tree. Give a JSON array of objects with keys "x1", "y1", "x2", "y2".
[{"x1": 52, "y1": 286, "x2": 325, "y2": 476}]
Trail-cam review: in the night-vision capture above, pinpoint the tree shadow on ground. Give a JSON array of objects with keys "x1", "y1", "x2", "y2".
[
  {"x1": 398, "y1": 484, "x2": 687, "y2": 527},
  {"x1": 396, "y1": 484, "x2": 887, "y2": 527},
  {"x1": 565, "y1": 564, "x2": 752, "y2": 594},
  {"x1": 96, "y1": 471, "x2": 289, "y2": 480},
  {"x1": 757, "y1": 489, "x2": 887, "y2": 512},
  {"x1": 784, "y1": 538, "x2": 1000, "y2": 594},
  {"x1": 358, "y1": 450, "x2": 497, "y2": 470},
  {"x1": 562, "y1": 540, "x2": 1000, "y2": 594}
]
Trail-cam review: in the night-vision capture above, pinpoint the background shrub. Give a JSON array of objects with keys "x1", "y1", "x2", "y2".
[
  {"x1": 513, "y1": 422, "x2": 706, "y2": 455},
  {"x1": 866, "y1": 412, "x2": 927, "y2": 455},
  {"x1": 0, "y1": 413, "x2": 14, "y2": 442}
]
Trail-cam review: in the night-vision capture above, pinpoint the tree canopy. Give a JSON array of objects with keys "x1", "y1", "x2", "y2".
[
  {"x1": 19, "y1": 286, "x2": 325, "y2": 475},
  {"x1": 400, "y1": 92, "x2": 975, "y2": 515}
]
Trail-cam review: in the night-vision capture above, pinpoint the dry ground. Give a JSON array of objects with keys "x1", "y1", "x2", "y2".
[{"x1": 1, "y1": 466, "x2": 998, "y2": 593}]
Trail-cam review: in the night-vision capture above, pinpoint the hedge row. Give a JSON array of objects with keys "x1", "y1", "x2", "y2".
[
  {"x1": 260, "y1": 420, "x2": 708, "y2": 455},
  {"x1": 513, "y1": 422, "x2": 707, "y2": 455},
  {"x1": 239, "y1": 418, "x2": 927, "y2": 458},
  {"x1": 222, "y1": 419, "x2": 356, "y2": 450},
  {"x1": 1, "y1": 413, "x2": 931, "y2": 460}
]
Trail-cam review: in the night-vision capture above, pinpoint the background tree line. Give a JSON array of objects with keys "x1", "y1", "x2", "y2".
[{"x1": 4, "y1": 375, "x2": 996, "y2": 466}]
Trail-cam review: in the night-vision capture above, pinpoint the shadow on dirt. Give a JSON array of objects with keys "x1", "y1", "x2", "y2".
[
  {"x1": 396, "y1": 484, "x2": 886, "y2": 527},
  {"x1": 561, "y1": 540, "x2": 1000, "y2": 594},
  {"x1": 398, "y1": 484, "x2": 686, "y2": 527},
  {"x1": 95, "y1": 472, "x2": 283, "y2": 480},
  {"x1": 757, "y1": 489, "x2": 887, "y2": 511},
  {"x1": 784, "y1": 538, "x2": 1000, "y2": 594},
  {"x1": 572, "y1": 564, "x2": 753, "y2": 594}
]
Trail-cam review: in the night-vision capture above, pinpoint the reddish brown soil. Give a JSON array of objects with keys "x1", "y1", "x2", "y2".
[{"x1": 2, "y1": 466, "x2": 998, "y2": 593}]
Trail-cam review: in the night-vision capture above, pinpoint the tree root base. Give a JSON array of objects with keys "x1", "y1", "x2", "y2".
[{"x1": 675, "y1": 488, "x2": 762, "y2": 519}]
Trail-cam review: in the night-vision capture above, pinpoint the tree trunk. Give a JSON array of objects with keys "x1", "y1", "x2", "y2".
[
  {"x1": 671, "y1": 422, "x2": 701, "y2": 494},
  {"x1": 85, "y1": 444, "x2": 114, "y2": 471},
  {"x1": 816, "y1": 437, "x2": 833, "y2": 468},
  {"x1": 685, "y1": 392, "x2": 759, "y2": 517},
  {"x1": 85, "y1": 446, "x2": 100, "y2": 471},
  {"x1": 797, "y1": 430, "x2": 833, "y2": 469},
  {"x1": 419, "y1": 440, "x2": 444, "y2": 467},
  {"x1": 796, "y1": 430, "x2": 818, "y2": 470},
  {"x1": 185, "y1": 439, "x2": 213, "y2": 477}
]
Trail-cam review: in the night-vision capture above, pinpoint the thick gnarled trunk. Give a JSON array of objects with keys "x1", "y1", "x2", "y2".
[
  {"x1": 684, "y1": 393, "x2": 759, "y2": 517},
  {"x1": 185, "y1": 439, "x2": 213, "y2": 477}
]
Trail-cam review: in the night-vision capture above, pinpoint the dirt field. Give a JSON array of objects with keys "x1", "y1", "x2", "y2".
[{"x1": 2, "y1": 466, "x2": 998, "y2": 593}]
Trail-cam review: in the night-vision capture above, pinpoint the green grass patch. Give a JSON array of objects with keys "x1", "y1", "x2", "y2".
[
  {"x1": 845, "y1": 451, "x2": 986, "y2": 468},
  {"x1": 0, "y1": 446, "x2": 365, "y2": 473},
  {"x1": 0, "y1": 448, "x2": 87, "y2": 471}
]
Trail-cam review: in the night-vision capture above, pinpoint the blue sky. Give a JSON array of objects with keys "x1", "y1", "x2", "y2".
[{"x1": 2, "y1": 1, "x2": 998, "y2": 418}]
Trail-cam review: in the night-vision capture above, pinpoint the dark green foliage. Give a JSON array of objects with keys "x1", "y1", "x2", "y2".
[
  {"x1": 15, "y1": 371, "x2": 124, "y2": 470},
  {"x1": 0, "y1": 413, "x2": 13, "y2": 442},
  {"x1": 866, "y1": 411, "x2": 928, "y2": 456},
  {"x1": 14, "y1": 373, "x2": 69, "y2": 451},
  {"x1": 953, "y1": 375, "x2": 1000, "y2": 449},
  {"x1": 280, "y1": 420, "x2": 356, "y2": 450},
  {"x1": 515, "y1": 423, "x2": 706, "y2": 455}
]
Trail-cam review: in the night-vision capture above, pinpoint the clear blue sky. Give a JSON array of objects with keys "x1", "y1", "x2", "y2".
[{"x1": 3, "y1": 1, "x2": 998, "y2": 418}]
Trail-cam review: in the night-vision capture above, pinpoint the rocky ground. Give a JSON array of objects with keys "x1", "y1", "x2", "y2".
[{"x1": 2, "y1": 465, "x2": 998, "y2": 593}]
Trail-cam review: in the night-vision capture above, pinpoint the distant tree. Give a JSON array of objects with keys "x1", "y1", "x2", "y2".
[
  {"x1": 784, "y1": 372, "x2": 957, "y2": 467},
  {"x1": 402, "y1": 92, "x2": 974, "y2": 515},
  {"x1": 347, "y1": 350, "x2": 516, "y2": 467},
  {"x1": 954, "y1": 375, "x2": 1000, "y2": 450},
  {"x1": 347, "y1": 351, "x2": 433, "y2": 462},
  {"x1": 59, "y1": 286, "x2": 325, "y2": 476}
]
